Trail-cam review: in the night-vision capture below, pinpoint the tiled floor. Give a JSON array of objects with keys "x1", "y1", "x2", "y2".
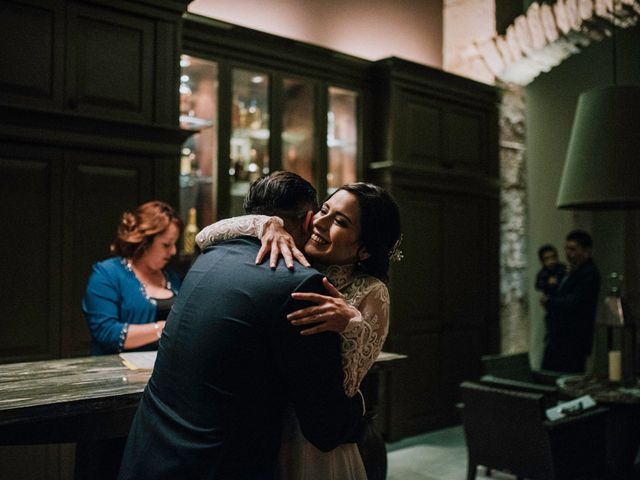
[{"x1": 386, "y1": 425, "x2": 517, "y2": 480}]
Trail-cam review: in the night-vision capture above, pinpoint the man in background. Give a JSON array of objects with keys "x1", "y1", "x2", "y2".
[{"x1": 541, "y1": 230, "x2": 601, "y2": 373}]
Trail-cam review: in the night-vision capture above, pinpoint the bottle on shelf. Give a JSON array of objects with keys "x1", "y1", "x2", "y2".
[{"x1": 182, "y1": 207, "x2": 199, "y2": 255}]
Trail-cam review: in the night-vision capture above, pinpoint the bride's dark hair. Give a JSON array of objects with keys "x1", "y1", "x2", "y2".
[{"x1": 330, "y1": 183, "x2": 401, "y2": 282}]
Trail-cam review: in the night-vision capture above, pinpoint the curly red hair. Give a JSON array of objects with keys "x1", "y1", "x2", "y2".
[{"x1": 110, "y1": 201, "x2": 183, "y2": 260}]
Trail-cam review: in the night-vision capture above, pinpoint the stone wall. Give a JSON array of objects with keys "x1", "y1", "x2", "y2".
[{"x1": 498, "y1": 83, "x2": 529, "y2": 353}]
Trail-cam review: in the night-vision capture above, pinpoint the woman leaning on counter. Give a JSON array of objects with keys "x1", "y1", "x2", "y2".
[{"x1": 82, "y1": 201, "x2": 183, "y2": 355}]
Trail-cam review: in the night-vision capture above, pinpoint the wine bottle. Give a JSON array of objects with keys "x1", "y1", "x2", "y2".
[{"x1": 182, "y1": 208, "x2": 199, "y2": 255}]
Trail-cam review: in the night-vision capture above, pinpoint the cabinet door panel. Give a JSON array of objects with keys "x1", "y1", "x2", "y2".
[
  {"x1": 399, "y1": 92, "x2": 441, "y2": 167},
  {"x1": 386, "y1": 333, "x2": 441, "y2": 435},
  {"x1": 62, "y1": 152, "x2": 154, "y2": 357},
  {"x1": 66, "y1": 3, "x2": 154, "y2": 122},
  {"x1": 443, "y1": 108, "x2": 485, "y2": 171},
  {"x1": 441, "y1": 197, "x2": 483, "y2": 325},
  {"x1": 0, "y1": 150, "x2": 61, "y2": 362},
  {"x1": 0, "y1": 0, "x2": 64, "y2": 110},
  {"x1": 385, "y1": 184, "x2": 498, "y2": 439},
  {"x1": 389, "y1": 187, "x2": 441, "y2": 332}
]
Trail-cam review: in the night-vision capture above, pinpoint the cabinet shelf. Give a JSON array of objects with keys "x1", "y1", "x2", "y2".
[
  {"x1": 328, "y1": 138, "x2": 357, "y2": 149},
  {"x1": 180, "y1": 115, "x2": 214, "y2": 131},
  {"x1": 232, "y1": 127, "x2": 270, "y2": 140}
]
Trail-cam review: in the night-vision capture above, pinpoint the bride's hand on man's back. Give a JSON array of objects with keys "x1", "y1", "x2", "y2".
[
  {"x1": 256, "y1": 216, "x2": 310, "y2": 269},
  {"x1": 288, "y1": 278, "x2": 359, "y2": 335}
]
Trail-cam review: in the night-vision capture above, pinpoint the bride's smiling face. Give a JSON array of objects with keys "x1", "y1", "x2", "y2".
[{"x1": 304, "y1": 190, "x2": 365, "y2": 266}]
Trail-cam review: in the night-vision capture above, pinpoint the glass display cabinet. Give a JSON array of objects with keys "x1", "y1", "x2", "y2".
[
  {"x1": 282, "y1": 78, "x2": 316, "y2": 187},
  {"x1": 179, "y1": 55, "x2": 218, "y2": 227},
  {"x1": 327, "y1": 87, "x2": 358, "y2": 194},
  {"x1": 177, "y1": 53, "x2": 362, "y2": 227},
  {"x1": 229, "y1": 68, "x2": 270, "y2": 215}
]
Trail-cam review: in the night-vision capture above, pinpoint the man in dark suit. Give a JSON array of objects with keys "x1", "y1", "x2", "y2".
[
  {"x1": 541, "y1": 229, "x2": 601, "y2": 373},
  {"x1": 118, "y1": 171, "x2": 364, "y2": 479}
]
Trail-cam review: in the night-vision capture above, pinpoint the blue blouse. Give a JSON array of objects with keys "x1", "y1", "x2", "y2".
[{"x1": 82, "y1": 257, "x2": 182, "y2": 355}]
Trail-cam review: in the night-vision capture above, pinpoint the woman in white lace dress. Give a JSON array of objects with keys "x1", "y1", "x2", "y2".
[{"x1": 196, "y1": 182, "x2": 402, "y2": 480}]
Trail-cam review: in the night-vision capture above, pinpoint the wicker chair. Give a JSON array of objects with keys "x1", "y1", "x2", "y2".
[{"x1": 460, "y1": 381, "x2": 607, "y2": 480}]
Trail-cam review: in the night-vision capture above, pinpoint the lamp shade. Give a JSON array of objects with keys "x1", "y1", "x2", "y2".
[{"x1": 556, "y1": 85, "x2": 640, "y2": 210}]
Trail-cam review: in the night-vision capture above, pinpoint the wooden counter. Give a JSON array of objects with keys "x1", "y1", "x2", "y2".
[
  {"x1": 0, "y1": 352, "x2": 406, "y2": 446},
  {"x1": 0, "y1": 355, "x2": 148, "y2": 445}
]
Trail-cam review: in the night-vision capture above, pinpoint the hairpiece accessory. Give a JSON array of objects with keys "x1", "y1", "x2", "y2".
[{"x1": 389, "y1": 234, "x2": 404, "y2": 263}]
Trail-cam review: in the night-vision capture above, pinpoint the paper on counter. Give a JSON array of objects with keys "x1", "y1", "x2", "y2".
[{"x1": 119, "y1": 351, "x2": 158, "y2": 370}]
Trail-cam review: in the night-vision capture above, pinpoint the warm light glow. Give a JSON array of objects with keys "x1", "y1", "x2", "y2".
[{"x1": 187, "y1": 0, "x2": 442, "y2": 68}]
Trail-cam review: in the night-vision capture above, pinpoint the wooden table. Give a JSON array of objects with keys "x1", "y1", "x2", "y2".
[{"x1": 0, "y1": 351, "x2": 407, "y2": 478}]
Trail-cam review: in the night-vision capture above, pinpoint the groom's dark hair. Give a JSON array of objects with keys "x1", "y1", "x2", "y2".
[{"x1": 243, "y1": 171, "x2": 318, "y2": 228}]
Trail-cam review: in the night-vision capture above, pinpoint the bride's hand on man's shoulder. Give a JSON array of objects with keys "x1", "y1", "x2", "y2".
[
  {"x1": 288, "y1": 278, "x2": 359, "y2": 335},
  {"x1": 256, "y1": 216, "x2": 310, "y2": 270}
]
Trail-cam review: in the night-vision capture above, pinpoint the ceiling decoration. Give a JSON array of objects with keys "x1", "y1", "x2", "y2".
[{"x1": 475, "y1": 0, "x2": 639, "y2": 86}]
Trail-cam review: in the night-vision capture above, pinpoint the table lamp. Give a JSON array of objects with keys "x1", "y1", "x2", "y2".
[{"x1": 556, "y1": 84, "x2": 640, "y2": 385}]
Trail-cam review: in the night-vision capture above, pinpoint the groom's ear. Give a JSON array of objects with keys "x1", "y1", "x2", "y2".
[{"x1": 302, "y1": 210, "x2": 314, "y2": 235}]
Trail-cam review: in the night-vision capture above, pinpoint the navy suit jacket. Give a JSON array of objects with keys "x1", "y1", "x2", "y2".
[
  {"x1": 545, "y1": 259, "x2": 601, "y2": 356},
  {"x1": 119, "y1": 237, "x2": 364, "y2": 480}
]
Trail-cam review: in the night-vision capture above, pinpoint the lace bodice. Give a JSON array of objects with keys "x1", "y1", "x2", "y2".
[
  {"x1": 319, "y1": 264, "x2": 389, "y2": 396},
  {"x1": 196, "y1": 215, "x2": 390, "y2": 397}
]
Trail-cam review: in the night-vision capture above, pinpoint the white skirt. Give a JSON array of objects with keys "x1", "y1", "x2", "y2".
[{"x1": 277, "y1": 406, "x2": 367, "y2": 480}]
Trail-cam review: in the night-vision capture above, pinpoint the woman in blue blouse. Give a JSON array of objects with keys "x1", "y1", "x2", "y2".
[{"x1": 83, "y1": 201, "x2": 183, "y2": 355}]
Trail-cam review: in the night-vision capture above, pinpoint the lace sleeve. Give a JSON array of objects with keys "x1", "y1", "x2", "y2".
[
  {"x1": 195, "y1": 215, "x2": 280, "y2": 249},
  {"x1": 340, "y1": 282, "x2": 390, "y2": 397}
]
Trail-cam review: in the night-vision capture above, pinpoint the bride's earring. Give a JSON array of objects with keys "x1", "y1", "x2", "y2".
[{"x1": 355, "y1": 246, "x2": 369, "y2": 268}]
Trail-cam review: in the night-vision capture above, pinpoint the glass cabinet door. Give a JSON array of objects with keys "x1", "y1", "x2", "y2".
[
  {"x1": 282, "y1": 78, "x2": 316, "y2": 185},
  {"x1": 229, "y1": 69, "x2": 270, "y2": 216},
  {"x1": 178, "y1": 57, "x2": 362, "y2": 223},
  {"x1": 327, "y1": 87, "x2": 358, "y2": 195},
  {"x1": 179, "y1": 55, "x2": 218, "y2": 231}
]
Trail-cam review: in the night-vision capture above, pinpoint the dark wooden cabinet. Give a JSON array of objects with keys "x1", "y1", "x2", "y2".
[
  {"x1": 0, "y1": 0, "x2": 65, "y2": 111},
  {"x1": 0, "y1": 0, "x2": 181, "y2": 125},
  {"x1": 0, "y1": 144, "x2": 63, "y2": 361},
  {"x1": 0, "y1": 132, "x2": 187, "y2": 364},
  {"x1": 369, "y1": 58, "x2": 500, "y2": 440},
  {"x1": 65, "y1": 2, "x2": 156, "y2": 122},
  {"x1": 61, "y1": 151, "x2": 156, "y2": 357},
  {"x1": 0, "y1": 2, "x2": 191, "y2": 476},
  {"x1": 0, "y1": 143, "x2": 162, "y2": 361},
  {"x1": 0, "y1": 0, "x2": 191, "y2": 365}
]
